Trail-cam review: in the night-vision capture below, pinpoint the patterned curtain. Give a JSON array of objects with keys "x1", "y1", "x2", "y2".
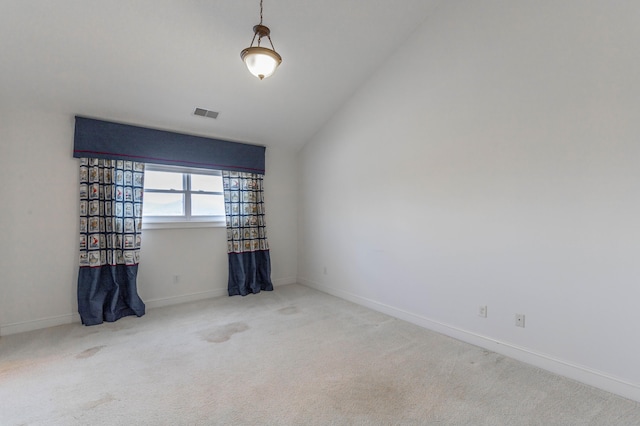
[
  {"x1": 222, "y1": 171, "x2": 273, "y2": 296},
  {"x1": 78, "y1": 158, "x2": 146, "y2": 325}
]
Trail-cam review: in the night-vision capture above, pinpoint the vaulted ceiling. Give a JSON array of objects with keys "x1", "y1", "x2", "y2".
[{"x1": 1, "y1": 0, "x2": 441, "y2": 149}]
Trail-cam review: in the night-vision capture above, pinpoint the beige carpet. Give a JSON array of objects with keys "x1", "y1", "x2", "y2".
[{"x1": 2, "y1": 284, "x2": 640, "y2": 425}]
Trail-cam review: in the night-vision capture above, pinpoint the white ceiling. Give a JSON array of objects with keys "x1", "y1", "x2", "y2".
[{"x1": 0, "y1": 0, "x2": 441, "y2": 150}]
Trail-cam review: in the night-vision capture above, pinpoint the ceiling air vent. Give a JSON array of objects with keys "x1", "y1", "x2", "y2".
[{"x1": 194, "y1": 108, "x2": 219, "y2": 119}]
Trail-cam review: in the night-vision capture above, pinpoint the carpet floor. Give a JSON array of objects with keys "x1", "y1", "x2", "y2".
[{"x1": 1, "y1": 284, "x2": 640, "y2": 425}]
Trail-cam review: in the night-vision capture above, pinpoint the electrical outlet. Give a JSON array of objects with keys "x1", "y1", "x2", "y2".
[
  {"x1": 515, "y1": 313, "x2": 525, "y2": 327},
  {"x1": 478, "y1": 305, "x2": 487, "y2": 318},
  {"x1": 173, "y1": 275, "x2": 180, "y2": 284}
]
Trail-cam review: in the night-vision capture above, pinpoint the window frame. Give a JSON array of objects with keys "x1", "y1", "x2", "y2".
[{"x1": 142, "y1": 164, "x2": 226, "y2": 229}]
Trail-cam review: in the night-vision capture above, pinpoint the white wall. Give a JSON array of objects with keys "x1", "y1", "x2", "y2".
[
  {"x1": 0, "y1": 110, "x2": 78, "y2": 334},
  {"x1": 298, "y1": 0, "x2": 640, "y2": 401},
  {"x1": 0, "y1": 110, "x2": 298, "y2": 335}
]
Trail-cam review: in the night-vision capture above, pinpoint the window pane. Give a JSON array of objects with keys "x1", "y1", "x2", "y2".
[
  {"x1": 192, "y1": 194, "x2": 225, "y2": 216},
  {"x1": 142, "y1": 193, "x2": 184, "y2": 216},
  {"x1": 144, "y1": 170, "x2": 183, "y2": 190},
  {"x1": 191, "y1": 174, "x2": 223, "y2": 192}
]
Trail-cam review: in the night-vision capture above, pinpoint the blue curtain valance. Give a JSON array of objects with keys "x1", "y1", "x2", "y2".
[{"x1": 73, "y1": 116, "x2": 266, "y2": 174}]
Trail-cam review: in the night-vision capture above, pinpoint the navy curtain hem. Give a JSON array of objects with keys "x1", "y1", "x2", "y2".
[
  {"x1": 80, "y1": 310, "x2": 143, "y2": 326},
  {"x1": 77, "y1": 265, "x2": 146, "y2": 326},
  {"x1": 227, "y1": 250, "x2": 273, "y2": 297},
  {"x1": 228, "y1": 287, "x2": 274, "y2": 297}
]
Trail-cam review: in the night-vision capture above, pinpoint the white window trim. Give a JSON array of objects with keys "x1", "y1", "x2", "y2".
[{"x1": 142, "y1": 164, "x2": 226, "y2": 230}]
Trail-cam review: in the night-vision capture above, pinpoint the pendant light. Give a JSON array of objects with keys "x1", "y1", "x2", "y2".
[{"x1": 240, "y1": 0, "x2": 282, "y2": 80}]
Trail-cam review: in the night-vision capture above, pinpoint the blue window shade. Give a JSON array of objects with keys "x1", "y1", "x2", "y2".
[{"x1": 73, "y1": 117, "x2": 266, "y2": 174}]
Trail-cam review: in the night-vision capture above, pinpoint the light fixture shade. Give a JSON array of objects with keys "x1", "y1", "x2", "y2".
[{"x1": 241, "y1": 46, "x2": 282, "y2": 80}]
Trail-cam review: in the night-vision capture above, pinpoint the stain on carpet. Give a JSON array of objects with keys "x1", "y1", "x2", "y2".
[
  {"x1": 323, "y1": 373, "x2": 409, "y2": 417},
  {"x1": 82, "y1": 393, "x2": 116, "y2": 410},
  {"x1": 278, "y1": 306, "x2": 299, "y2": 315},
  {"x1": 0, "y1": 360, "x2": 29, "y2": 377},
  {"x1": 0, "y1": 356, "x2": 59, "y2": 377},
  {"x1": 203, "y1": 322, "x2": 249, "y2": 343},
  {"x1": 76, "y1": 345, "x2": 106, "y2": 359}
]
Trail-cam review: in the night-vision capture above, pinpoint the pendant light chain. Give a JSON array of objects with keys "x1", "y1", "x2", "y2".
[
  {"x1": 256, "y1": 0, "x2": 264, "y2": 47},
  {"x1": 259, "y1": 0, "x2": 264, "y2": 25},
  {"x1": 260, "y1": 0, "x2": 277, "y2": 51}
]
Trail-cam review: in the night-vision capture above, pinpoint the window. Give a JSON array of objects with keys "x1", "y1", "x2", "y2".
[{"x1": 142, "y1": 164, "x2": 225, "y2": 228}]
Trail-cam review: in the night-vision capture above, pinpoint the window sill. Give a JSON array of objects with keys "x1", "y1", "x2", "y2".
[{"x1": 142, "y1": 220, "x2": 226, "y2": 230}]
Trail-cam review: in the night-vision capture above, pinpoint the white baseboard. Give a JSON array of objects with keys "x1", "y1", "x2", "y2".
[
  {"x1": 273, "y1": 276, "x2": 297, "y2": 287},
  {"x1": 145, "y1": 277, "x2": 297, "y2": 309},
  {"x1": 0, "y1": 313, "x2": 81, "y2": 336},
  {"x1": 0, "y1": 291, "x2": 228, "y2": 336},
  {"x1": 299, "y1": 278, "x2": 640, "y2": 403},
  {"x1": 2, "y1": 280, "x2": 296, "y2": 336},
  {"x1": 145, "y1": 288, "x2": 228, "y2": 309}
]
